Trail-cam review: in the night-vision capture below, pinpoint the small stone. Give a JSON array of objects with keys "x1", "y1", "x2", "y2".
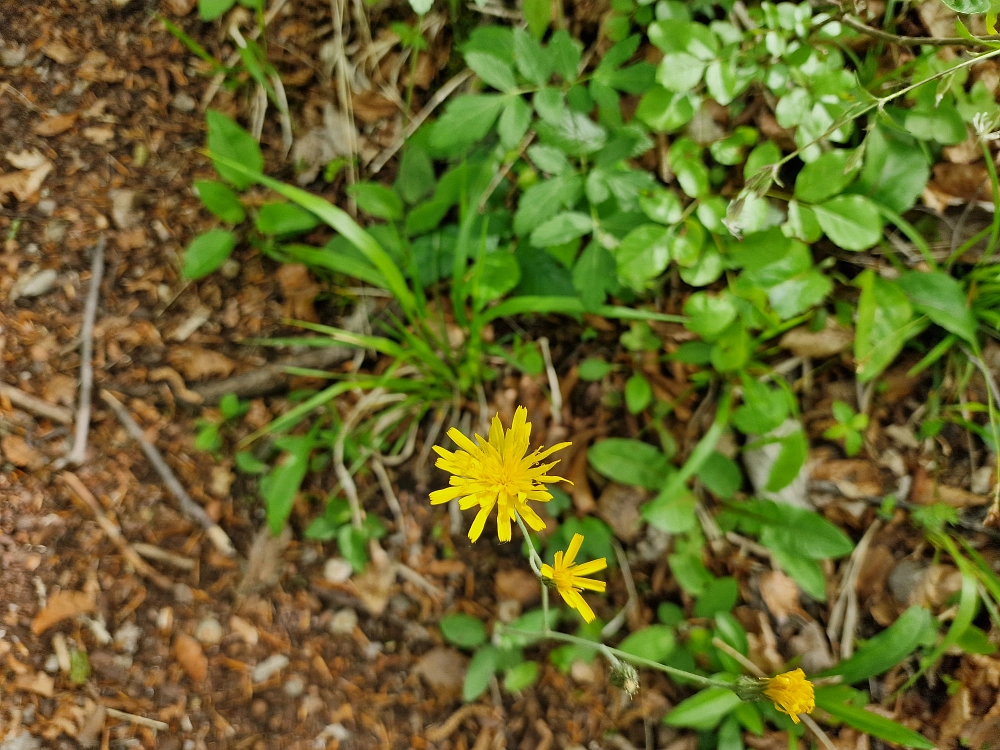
[
  {"x1": 10, "y1": 268, "x2": 57, "y2": 301},
  {"x1": 362, "y1": 642, "x2": 383, "y2": 660},
  {"x1": 314, "y1": 724, "x2": 351, "y2": 744},
  {"x1": 323, "y1": 558, "x2": 352, "y2": 584},
  {"x1": 1, "y1": 45, "x2": 27, "y2": 67},
  {"x1": 328, "y1": 608, "x2": 357, "y2": 635},
  {"x1": 113, "y1": 622, "x2": 142, "y2": 654},
  {"x1": 388, "y1": 594, "x2": 412, "y2": 615},
  {"x1": 36, "y1": 199, "x2": 56, "y2": 216},
  {"x1": 283, "y1": 675, "x2": 305, "y2": 697},
  {"x1": 170, "y1": 93, "x2": 197, "y2": 112},
  {"x1": 165, "y1": 0, "x2": 198, "y2": 14},
  {"x1": 251, "y1": 699, "x2": 268, "y2": 718},
  {"x1": 43, "y1": 654, "x2": 59, "y2": 673},
  {"x1": 252, "y1": 654, "x2": 290, "y2": 683},
  {"x1": 194, "y1": 618, "x2": 223, "y2": 646},
  {"x1": 229, "y1": 615, "x2": 258, "y2": 645},
  {"x1": 413, "y1": 648, "x2": 467, "y2": 699},
  {"x1": 173, "y1": 584, "x2": 193, "y2": 605},
  {"x1": 157, "y1": 607, "x2": 174, "y2": 635},
  {"x1": 43, "y1": 220, "x2": 66, "y2": 244},
  {"x1": 220, "y1": 258, "x2": 241, "y2": 279},
  {"x1": 496, "y1": 599, "x2": 521, "y2": 623},
  {"x1": 109, "y1": 189, "x2": 140, "y2": 229}
]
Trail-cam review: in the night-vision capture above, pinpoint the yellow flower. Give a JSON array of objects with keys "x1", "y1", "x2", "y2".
[
  {"x1": 541, "y1": 533, "x2": 607, "y2": 623},
  {"x1": 764, "y1": 669, "x2": 814, "y2": 723},
  {"x1": 429, "y1": 407, "x2": 571, "y2": 543}
]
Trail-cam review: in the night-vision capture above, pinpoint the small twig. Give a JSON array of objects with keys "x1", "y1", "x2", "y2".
[
  {"x1": 838, "y1": 14, "x2": 1000, "y2": 48},
  {"x1": 828, "y1": 520, "x2": 881, "y2": 659},
  {"x1": 800, "y1": 715, "x2": 838, "y2": 750},
  {"x1": 131, "y1": 543, "x2": 196, "y2": 571},
  {"x1": 369, "y1": 69, "x2": 475, "y2": 173},
  {"x1": 61, "y1": 472, "x2": 174, "y2": 590},
  {"x1": 425, "y1": 705, "x2": 499, "y2": 742},
  {"x1": 0, "y1": 82, "x2": 44, "y2": 113},
  {"x1": 395, "y1": 562, "x2": 443, "y2": 596},
  {"x1": 99, "y1": 390, "x2": 237, "y2": 557},
  {"x1": 602, "y1": 540, "x2": 637, "y2": 638},
  {"x1": 538, "y1": 337, "x2": 563, "y2": 426},
  {"x1": 0, "y1": 383, "x2": 73, "y2": 424},
  {"x1": 66, "y1": 235, "x2": 105, "y2": 467},
  {"x1": 712, "y1": 637, "x2": 766, "y2": 677},
  {"x1": 371, "y1": 456, "x2": 406, "y2": 540},
  {"x1": 478, "y1": 131, "x2": 535, "y2": 213},
  {"x1": 104, "y1": 708, "x2": 168, "y2": 732}
]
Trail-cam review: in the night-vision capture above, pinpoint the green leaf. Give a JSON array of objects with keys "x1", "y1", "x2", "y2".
[
  {"x1": 669, "y1": 549, "x2": 713, "y2": 594},
  {"x1": 474, "y1": 252, "x2": 521, "y2": 305},
  {"x1": 765, "y1": 428, "x2": 808, "y2": 492},
  {"x1": 785, "y1": 200, "x2": 822, "y2": 243},
  {"x1": 769, "y1": 545, "x2": 827, "y2": 600},
  {"x1": 549, "y1": 29, "x2": 582, "y2": 81},
  {"x1": 821, "y1": 606, "x2": 933, "y2": 684},
  {"x1": 535, "y1": 110, "x2": 608, "y2": 155},
  {"x1": 814, "y1": 687, "x2": 935, "y2": 749},
  {"x1": 348, "y1": 183, "x2": 403, "y2": 220},
  {"x1": 199, "y1": 0, "x2": 237, "y2": 21},
  {"x1": 466, "y1": 51, "x2": 518, "y2": 92},
  {"x1": 514, "y1": 175, "x2": 583, "y2": 235},
  {"x1": 694, "y1": 577, "x2": 738, "y2": 617},
  {"x1": 896, "y1": 271, "x2": 977, "y2": 345},
  {"x1": 904, "y1": 100, "x2": 967, "y2": 145},
  {"x1": 440, "y1": 613, "x2": 487, "y2": 649},
  {"x1": 337, "y1": 524, "x2": 369, "y2": 572},
  {"x1": 430, "y1": 95, "x2": 507, "y2": 153},
  {"x1": 813, "y1": 195, "x2": 883, "y2": 251},
  {"x1": 396, "y1": 146, "x2": 435, "y2": 204},
  {"x1": 664, "y1": 688, "x2": 742, "y2": 730},
  {"x1": 195, "y1": 180, "x2": 245, "y2": 224},
  {"x1": 697, "y1": 451, "x2": 741, "y2": 499},
  {"x1": 636, "y1": 86, "x2": 697, "y2": 133},
  {"x1": 705, "y1": 58, "x2": 745, "y2": 106},
  {"x1": 573, "y1": 241, "x2": 616, "y2": 309},
  {"x1": 513, "y1": 28, "x2": 551, "y2": 85},
  {"x1": 182, "y1": 229, "x2": 236, "y2": 279},
  {"x1": 235, "y1": 451, "x2": 269, "y2": 474},
  {"x1": 464, "y1": 647, "x2": 499, "y2": 701},
  {"x1": 739, "y1": 499, "x2": 854, "y2": 559},
  {"x1": 625, "y1": 374, "x2": 653, "y2": 414},
  {"x1": 504, "y1": 660, "x2": 539, "y2": 691},
  {"x1": 256, "y1": 202, "x2": 321, "y2": 236},
  {"x1": 69, "y1": 649, "x2": 90, "y2": 685},
  {"x1": 498, "y1": 95, "x2": 533, "y2": 149},
  {"x1": 684, "y1": 292, "x2": 737, "y2": 342},
  {"x1": 616, "y1": 223, "x2": 673, "y2": 291},
  {"x1": 578, "y1": 358, "x2": 613, "y2": 381},
  {"x1": 530, "y1": 212, "x2": 593, "y2": 247},
  {"x1": 260, "y1": 435, "x2": 314, "y2": 535},
  {"x1": 794, "y1": 149, "x2": 857, "y2": 203},
  {"x1": 657, "y1": 53, "x2": 705, "y2": 92},
  {"x1": 206, "y1": 110, "x2": 263, "y2": 190},
  {"x1": 522, "y1": 0, "x2": 551, "y2": 39},
  {"x1": 732, "y1": 378, "x2": 788, "y2": 436},
  {"x1": 939, "y1": 0, "x2": 989, "y2": 11},
  {"x1": 618, "y1": 625, "x2": 677, "y2": 663},
  {"x1": 854, "y1": 270, "x2": 915, "y2": 382},
  {"x1": 853, "y1": 126, "x2": 929, "y2": 214},
  {"x1": 640, "y1": 188, "x2": 683, "y2": 224},
  {"x1": 588, "y1": 438, "x2": 672, "y2": 489}
]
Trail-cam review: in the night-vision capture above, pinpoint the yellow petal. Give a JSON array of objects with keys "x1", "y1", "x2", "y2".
[
  {"x1": 468, "y1": 500, "x2": 495, "y2": 543},
  {"x1": 429, "y1": 486, "x2": 466, "y2": 505},
  {"x1": 569, "y1": 558, "x2": 607, "y2": 577},
  {"x1": 446, "y1": 427, "x2": 482, "y2": 457},
  {"x1": 566, "y1": 589, "x2": 596, "y2": 623},
  {"x1": 572, "y1": 577, "x2": 607, "y2": 593},
  {"x1": 564, "y1": 533, "x2": 584, "y2": 567},
  {"x1": 540, "y1": 564, "x2": 555, "y2": 580}
]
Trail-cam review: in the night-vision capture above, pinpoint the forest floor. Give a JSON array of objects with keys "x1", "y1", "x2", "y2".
[{"x1": 3, "y1": 1, "x2": 1000, "y2": 750}]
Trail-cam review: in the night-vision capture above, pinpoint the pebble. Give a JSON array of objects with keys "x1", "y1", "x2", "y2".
[
  {"x1": 323, "y1": 558, "x2": 352, "y2": 584},
  {"x1": 283, "y1": 675, "x2": 305, "y2": 697},
  {"x1": 314, "y1": 724, "x2": 350, "y2": 744},
  {"x1": 328, "y1": 608, "x2": 357, "y2": 635},
  {"x1": 43, "y1": 654, "x2": 59, "y2": 673},
  {"x1": 173, "y1": 583, "x2": 194, "y2": 605},
  {"x1": 113, "y1": 622, "x2": 142, "y2": 654},
  {"x1": 252, "y1": 654, "x2": 289, "y2": 683},
  {"x1": 170, "y1": 93, "x2": 197, "y2": 112},
  {"x1": 0, "y1": 732, "x2": 41, "y2": 750},
  {"x1": 1, "y1": 45, "x2": 26, "y2": 67},
  {"x1": 220, "y1": 258, "x2": 241, "y2": 279},
  {"x1": 194, "y1": 618, "x2": 223, "y2": 646},
  {"x1": 10, "y1": 268, "x2": 57, "y2": 301},
  {"x1": 36, "y1": 199, "x2": 56, "y2": 216}
]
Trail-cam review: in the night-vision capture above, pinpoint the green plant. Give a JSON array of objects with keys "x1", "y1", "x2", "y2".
[
  {"x1": 823, "y1": 400, "x2": 869, "y2": 456},
  {"x1": 194, "y1": 393, "x2": 250, "y2": 454}
]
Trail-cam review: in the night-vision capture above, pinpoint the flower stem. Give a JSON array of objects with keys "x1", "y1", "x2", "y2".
[
  {"x1": 498, "y1": 625, "x2": 735, "y2": 691},
  {"x1": 514, "y1": 512, "x2": 549, "y2": 631}
]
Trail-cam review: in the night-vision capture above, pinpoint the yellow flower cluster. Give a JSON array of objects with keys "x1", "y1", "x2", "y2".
[
  {"x1": 764, "y1": 669, "x2": 815, "y2": 723},
  {"x1": 541, "y1": 533, "x2": 607, "y2": 623}
]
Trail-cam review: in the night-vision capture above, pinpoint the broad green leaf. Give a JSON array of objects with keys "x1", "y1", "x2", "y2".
[
  {"x1": 705, "y1": 58, "x2": 744, "y2": 106},
  {"x1": 814, "y1": 687, "x2": 935, "y2": 749},
  {"x1": 465, "y1": 51, "x2": 517, "y2": 92},
  {"x1": 549, "y1": 29, "x2": 582, "y2": 81},
  {"x1": 430, "y1": 94, "x2": 507, "y2": 153},
  {"x1": 337, "y1": 525, "x2": 369, "y2": 572},
  {"x1": 897, "y1": 270, "x2": 977, "y2": 345},
  {"x1": 530, "y1": 212, "x2": 593, "y2": 247},
  {"x1": 821, "y1": 606, "x2": 933, "y2": 684},
  {"x1": 396, "y1": 146, "x2": 435, "y2": 204},
  {"x1": 785, "y1": 200, "x2": 822, "y2": 242},
  {"x1": 694, "y1": 576, "x2": 738, "y2": 617},
  {"x1": 625, "y1": 374, "x2": 653, "y2": 414},
  {"x1": 664, "y1": 688, "x2": 742, "y2": 730},
  {"x1": 588, "y1": 438, "x2": 671, "y2": 489},
  {"x1": 535, "y1": 110, "x2": 608, "y2": 155},
  {"x1": 814, "y1": 195, "x2": 883, "y2": 251},
  {"x1": 573, "y1": 241, "x2": 616, "y2": 309},
  {"x1": 514, "y1": 175, "x2": 583, "y2": 235},
  {"x1": 513, "y1": 28, "x2": 551, "y2": 84},
  {"x1": 669, "y1": 549, "x2": 713, "y2": 594},
  {"x1": 256, "y1": 202, "x2": 321, "y2": 236},
  {"x1": 578, "y1": 358, "x2": 613, "y2": 380},
  {"x1": 697, "y1": 451, "x2": 741, "y2": 498},
  {"x1": 206, "y1": 110, "x2": 263, "y2": 190},
  {"x1": 765, "y1": 428, "x2": 808, "y2": 492},
  {"x1": 794, "y1": 149, "x2": 857, "y2": 203},
  {"x1": 498, "y1": 96, "x2": 533, "y2": 149},
  {"x1": 347, "y1": 183, "x2": 403, "y2": 220},
  {"x1": 618, "y1": 625, "x2": 677, "y2": 663},
  {"x1": 473, "y1": 252, "x2": 521, "y2": 305},
  {"x1": 732, "y1": 378, "x2": 787, "y2": 436},
  {"x1": 464, "y1": 647, "x2": 498, "y2": 701},
  {"x1": 657, "y1": 53, "x2": 706, "y2": 92},
  {"x1": 194, "y1": 180, "x2": 245, "y2": 224},
  {"x1": 522, "y1": 0, "x2": 551, "y2": 39},
  {"x1": 616, "y1": 223, "x2": 672, "y2": 291},
  {"x1": 504, "y1": 660, "x2": 539, "y2": 691},
  {"x1": 260, "y1": 435, "x2": 314, "y2": 534},
  {"x1": 200, "y1": 0, "x2": 237, "y2": 21},
  {"x1": 769, "y1": 545, "x2": 827, "y2": 600},
  {"x1": 640, "y1": 188, "x2": 683, "y2": 224},
  {"x1": 854, "y1": 270, "x2": 915, "y2": 382},
  {"x1": 636, "y1": 86, "x2": 697, "y2": 133},
  {"x1": 717, "y1": 715, "x2": 744, "y2": 750},
  {"x1": 940, "y1": 0, "x2": 988, "y2": 11},
  {"x1": 684, "y1": 292, "x2": 737, "y2": 342},
  {"x1": 440, "y1": 613, "x2": 487, "y2": 649},
  {"x1": 738, "y1": 499, "x2": 853, "y2": 559},
  {"x1": 182, "y1": 229, "x2": 236, "y2": 279},
  {"x1": 853, "y1": 126, "x2": 929, "y2": 213},
  {"x1": 904, "y1": 100, "x2": 967, "y2": 145}
]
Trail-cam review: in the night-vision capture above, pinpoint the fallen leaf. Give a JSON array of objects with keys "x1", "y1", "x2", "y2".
[
  {"x1": 937, "y1": 685, "x2": 971, "y2": 746},
  {"x1": 167, "y1": 346, "x2": 236, "y2": 381},
  {"x1": 43, "y1": 374, "x2": 78, "y2": 406},
  {"x1": 276, "y1": 264, "x2": 320, "y2": 323},
  {"x1": 237, "y1": 526, "x2": 290, "y2": 596},
  {"x1": 174, "y1": 633, "x2": 208, "y2": 682},
  {"x1": 14, "y1": 672, "x2": 55, "y2": 698},
  {"x1": 108, "y1": 189, "x2": 141, "y2": 229},
  {"x1": 34, "y1": 113, "x2": 78, "y2": 136},
  {"x1": 566, "y1": 448, "x2": 596, "y2": 514},
  {"x1": 963, "y1": 716, "x2": 1000, "y2": 750},
  {"x1": 495, "y1": 568, "x2": 541, "y2": 606},
  {"x1": 788, "y1": 621, "x2": 833, "y2": 673},
  {"x1": 909, "y1": 466, "x2": 989, "y2": 507},
  {"x1": 0, "y1": 161, "x2": 53, "y2": 204},
  {"x1": 1, "y1": 435, "x2": 43, "y2": 469},
  {"x1": 759, "y1": 570, "x2": 809, "y2": 624},
  {"x1": 928, "y1": 163, "x2": 992, "y2": 205},
  {"x1": 413, "y1": 647, "x2": 467, "y2": 699},
  {"x1": 856, "y1": 545, "x2": 894, "y2": 601},
  {"x1": 290, "y1": 103, "x2": 353, "y2": 185},
  {"x1": 779, "y1": 318, "x2": 853, "y2": 358},
  {"x1": 6, "y1": 149, "x2": 48, "y2": 170},
  {"x1": 82, "y1": 126, "x2": 115, "y2": 145},
  {"x1": 351, "y1": 89, "x2": 398, "y2": 124},
  {"x1": 31, "y1": 590, "x2": 96, "y2": 635},
  {"x1": 743, "y1": 419, "x2": 810, "y2": 509},
  {"x1": 596, "y1": 482, "x2": 648, "y2": 542},
  {"x1": 165, "y1": 0, "x2": 198, "y2": 14},
  {"x1": 75, "y1": 703, "x2": 106, "y2": 749},
  {"x1": 811, "y1": 459, "x2": 882, "y2": 499}
]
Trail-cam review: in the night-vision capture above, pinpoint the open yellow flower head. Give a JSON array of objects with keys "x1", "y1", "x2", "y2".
[
  {"x1": 764, "y1": 669, "x2": 814, "y2": 723},
  {"x1": 429, "y1": 406, "x2": 571, "y2": 543},
  {"x1": 541, "y1": 533, "x2": 607, "y2": 623}
]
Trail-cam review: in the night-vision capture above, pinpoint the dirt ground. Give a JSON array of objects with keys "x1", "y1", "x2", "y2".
[{"x1": 4, "y1": 2, "x2": 1000, "y2": 750}]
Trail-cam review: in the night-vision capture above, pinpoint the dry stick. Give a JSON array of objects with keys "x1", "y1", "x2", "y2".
[
  {"x1": 99, "y1": 390, "x2": 237, "y2": 557},
  {"x1": 827, "y1": 520, "x2": 881, "y2": 659},
  {"x1": 131, "y1": 543, "x2": 197, "y2": 571},
  {"x1": 602, "y1": 540, "x2": 638, "y2": 638},
  {"x1": 67, "y1": 235, "x2": 105, "y2": 467},
  {"x1": 425, "y1": 704, "x2": 499, "y2": 742},
  {"x1": 371, "y1": 456, "x2": 406, "y2": 539},
  {"x1": 838, "y1": 15, "x2": 1000, "y2": 48},
  {"x1": 0, "y1": 383, "x2": 72, "y2": 424},
  {"x1": 369, "y1": 69, "x2": 475, "y2": 173},
  {"x1": 104, "y1": 708, "x2": 168, "y2": 732},
  {"x1": 538, "y1": 337, "x2": 563, "y2": 426},
  {"x1": 61, "y1": 472, "x2": 174, "y2": 590},
  {"x1": 193, "y1": 346, "x2": 352, "y2": 403}
]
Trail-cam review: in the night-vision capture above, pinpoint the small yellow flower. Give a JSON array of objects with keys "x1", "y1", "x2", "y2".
[
  {"x1": 764, "y1": 669, "x2": 814, "y2": 723},
  {"x1": 541, "y1": 533, "x2": 607, "y2": 623},
  {"x1": 429, "y1": 407, "x2": 571, "y2": 543}
]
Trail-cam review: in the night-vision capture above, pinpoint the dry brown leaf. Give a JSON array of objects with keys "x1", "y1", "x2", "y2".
[
  {"x1": 31, "y1": 590, "x2": 96, "y2": 635},
  {"x1": 759, "y1": 570, "x2": 809, "y2": 624},
  {"x1": 174, "y1": 633, "x2": 208, "y2": 682},
  {"x1": 276, "y1": 264, "x2": 320, "y2": 323},
  {"x1": 413, "y1": 647, "x2": 467, "y2": 699},
  {"x1": 75, "y1": 703, "x2": 106, "y2": 749},
  {"x1": 14, "y1": 672, "x2": 55, "y2": 698},
  {"x1": 596, "y1": 482, "x2": 647, "y2": 542},
  {"x1": 0, "y1": 160, "x2": 53, "y2": 203},
  {"x1": 788, "y1": 621, "x2": 833, "y2": 673},
  {"x1": 910, "y1": 466, "x2": 989, "y2": 507},
  {"x1": 936, "y1": 684, "x2": 971, "y2": 745},
  {"x1": 963, "y1": 716, "x2": 1000, "y2": 750},
  {"x1": 237, "y1": 527, "x2": 290, "y2": 597},
  {"x1": 495, "y1": 568, "x2": 540, "y2": 606},
  {"x1": 811, "y1": 459, "x2": 882, "y2": 498},
  {"x1": 928, "y1": 162, "x2": 992, "y2": 204},
  {"x1": 167, "y1": 346, "x2": 236, "y2": 381},
  {"x1": 165, "y1": 0, "x2": 197, "y2": 14},
  {"x1": 856, "y1": 545, "x2": 894, "y2": 601},
  {"x1": 82, "y1": 126, "x2": 115, "y2": 145},
  {"x1": 6, "y1": 149, "x2": 47, "y2": 169},
  {"x1": 43, "y1": 40, "x2": 80, "y2": 65},
  {"x1": 1, "y1": 434, "x2": 43, "y2": 469},
  {"x1": 352, "y1": 89, "x2": 399, "y2": 124},
  {"x1": 352, "y1": 548, "x2": 395, "y2": 616},
  {"x1": 566, "y1": 448, "x2": 596, "y2": 514},
  {"x1": 43, "y1": 373, "x2": 78, "y2": 406},
  {"x1": 779, "y1": 318, "x2": 853, "y2": 358},
  {"x1": 34, "y1": 113, "x2": 78, "y2": 136}
]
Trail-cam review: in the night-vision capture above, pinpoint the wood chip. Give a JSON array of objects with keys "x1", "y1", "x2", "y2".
[
  {"x1": 174, "y1": 633, "x2": 208, "y2": 682},
  {"x1": 33, "y1": 112, "x2": 78, "y2": 136},
  {"x1": 31, "y1": 590, "x2": 97, "y2": 635},
  {"x1": 14, "y1": 671, "x2": 55, "y2": 698}
]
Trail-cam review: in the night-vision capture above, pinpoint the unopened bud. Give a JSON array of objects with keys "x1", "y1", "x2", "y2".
[
  {"x1": 733, "y1": 675, "x2": 767, "y2": 702},
  {"x1": 609, "y1": 660, "x2": 640, "y2": 697}
]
